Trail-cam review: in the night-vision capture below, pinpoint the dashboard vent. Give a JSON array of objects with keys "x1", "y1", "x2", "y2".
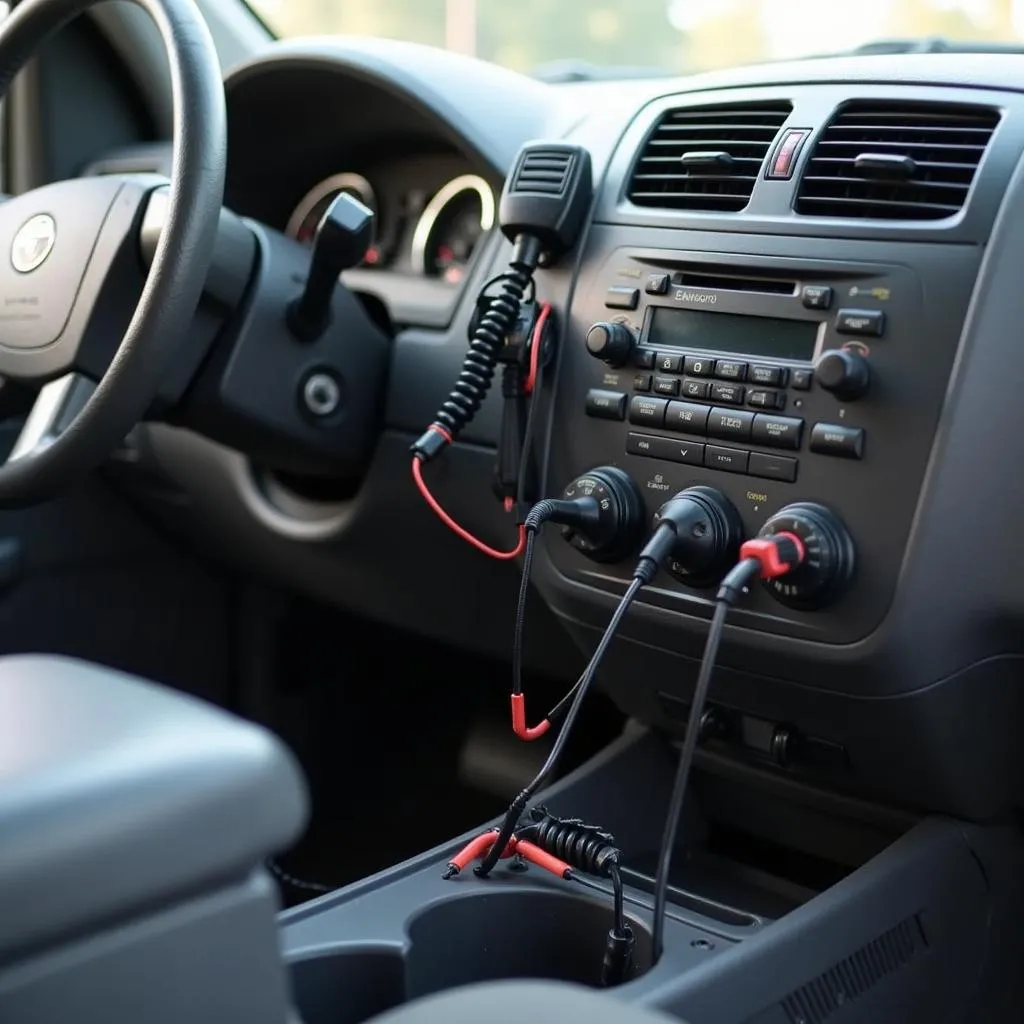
[
  {"x1": 509, "y1": 148, "x2": 574, "y2": 195},
  {"x1": 795, "y1": 101, "x2": 1001, "y2": 221},
  {"x1": 627, "y1": 101, "x2": 792, "y2": 212}
]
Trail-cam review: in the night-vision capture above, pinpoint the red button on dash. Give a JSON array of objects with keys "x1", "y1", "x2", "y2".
[{"x1": 767, "y1": 129, "x2": 810, "y2": 179}]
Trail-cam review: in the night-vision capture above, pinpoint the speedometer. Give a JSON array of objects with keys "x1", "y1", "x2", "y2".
[
  {"x1": 411, "y1": 175, "x2": 495, "y2": 284},
  {"x1": 286, "y1": 173, "x2": 382, "y2": 265}
]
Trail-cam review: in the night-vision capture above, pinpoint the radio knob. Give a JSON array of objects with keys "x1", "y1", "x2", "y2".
[
  {"x1": 757, "y1": 503, "x2": 855, "y2": 609},
  {"x1": 815, "y1": 348, "x2": 870, "y2": 401},
  {"x1": 561, "y1": 466, "x2": 646, "y2": 563},
  {"x1": 586, "y1": 322, "x2": 635, "y2": 368}
]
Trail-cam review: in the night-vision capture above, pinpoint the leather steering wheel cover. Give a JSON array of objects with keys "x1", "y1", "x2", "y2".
[{"x1": 0, "y1": 0, "x2": 225, "y2": 506}]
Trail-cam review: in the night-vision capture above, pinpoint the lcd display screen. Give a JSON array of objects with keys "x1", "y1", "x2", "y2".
[{"x1": 646, "y1": 307, "x2": 819, "y2": 362}]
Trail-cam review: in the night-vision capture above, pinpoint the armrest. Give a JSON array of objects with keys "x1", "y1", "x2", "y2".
[{"x1": 0, "y1": 654, "x2": 307, "y2": 964}]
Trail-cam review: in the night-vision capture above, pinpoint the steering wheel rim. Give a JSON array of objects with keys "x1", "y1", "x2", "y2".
[{"x1": 0, "y1": 0, "x2": 225, "y2": 506}]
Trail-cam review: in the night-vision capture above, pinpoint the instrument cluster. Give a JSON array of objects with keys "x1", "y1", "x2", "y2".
[{"x1": 285, "y1": 168, "x2": 496, "y2": 287}]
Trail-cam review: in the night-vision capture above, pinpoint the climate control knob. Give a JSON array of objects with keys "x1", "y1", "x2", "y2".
[
  {"x1": 585, "y1": 322, "x2": 635, "y2": 368},
  {"x1": 757, "y1": 503, "x2": 855, "y2": 609},
  {"x1": 561, "y1": 467, "x2": 645, "y2": 563},
  {"x1": 653, "y1": 486, "x2": 744, "y2": 588},
  {"x1": 815, "y1": 348, "x2": 870, "y2": 401}
]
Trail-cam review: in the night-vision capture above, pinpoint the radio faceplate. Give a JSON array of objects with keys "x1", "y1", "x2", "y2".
[{"x1": 541, "y1": 229, "x2": 981, "y2": 644}]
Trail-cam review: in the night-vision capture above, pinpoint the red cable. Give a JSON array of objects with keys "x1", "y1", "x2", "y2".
[
  {"x1": 524, "y1": 301, "x2": 551, "y2": 395},
  {"x1": 412, "y1": 434, "x2": 526, "y2": 561}
]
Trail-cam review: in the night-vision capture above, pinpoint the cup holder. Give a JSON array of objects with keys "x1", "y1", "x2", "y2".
[
  {"x1": 405, "y1": 890, "x2": 653, "y2": 997},
  {"x1": 288, "y1": 891, "x2": 653, "y2": 1024}
]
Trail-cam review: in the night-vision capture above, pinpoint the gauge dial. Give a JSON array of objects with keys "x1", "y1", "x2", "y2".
[
  {"x1": 411, "y1": 174, "x2": 495, "y2": 284},
  {"x1": 286, "y1": 173, "x2": 382, "y2": 265}
]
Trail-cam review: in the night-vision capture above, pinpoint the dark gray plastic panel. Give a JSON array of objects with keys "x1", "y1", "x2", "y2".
[
  {"x1": 280, "y1": 729, "x2": 1011, "y2": 1024},
  {"x1": 0, "y1": 654, "x2": 307, "y2": 965},
  {"x1": 369, "y1": 980, "x2": 682, "y2": 1024}
]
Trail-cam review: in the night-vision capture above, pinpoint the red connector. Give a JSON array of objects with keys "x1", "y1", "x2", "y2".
[
  {"x1": 510, "y1": 693, "x2": 551, "y2": 741},
  {"x1": 442, "y1": 829, "x2": 572, "y2": 881},
  {"x1": 739, "y1": 531, "x2": 805, "y2": 579}
]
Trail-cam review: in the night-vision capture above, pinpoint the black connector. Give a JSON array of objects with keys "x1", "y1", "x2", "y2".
[{"x1": 601, "y1": 926, "x2": 636, "y2": 988}]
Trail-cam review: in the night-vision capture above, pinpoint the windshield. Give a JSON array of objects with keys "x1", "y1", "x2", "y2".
[{"x1": 246, "y1": 0, "x2": 1024, "y2": 77}]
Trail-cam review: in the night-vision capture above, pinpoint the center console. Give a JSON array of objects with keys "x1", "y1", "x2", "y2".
[{"x1": 548, "y1": 236, "x2": 977, "y2": 642}]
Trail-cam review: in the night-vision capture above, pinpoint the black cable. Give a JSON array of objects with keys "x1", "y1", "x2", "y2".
[
  {"x1": 608, "y1": 861, "x2": 626, "y2": 937},
  {"x1": 511, "y1": 527, "x2": 538, "y2": 699},
  {"x1": 515, "y1": 337, "x2": 545, "y2": 507},
  {"x1": 650, "y1": 557, "x2": 762, "y2": 962},
  {"x1": 478, "y1": 574, "x2": 646, "y2": 877},
  {"x1": 265, "y1": 858, "x2": 333, "y2": 895}
]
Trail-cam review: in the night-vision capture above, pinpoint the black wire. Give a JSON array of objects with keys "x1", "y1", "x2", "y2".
[
  {"x1": 511, "y1": 527, "x2": 538, "y2": 697},
  {"x1": 265, "y1": 858, "x2": 333, "y2": 895},
  {"x1": 478, "y1": 575, "x2": 645, "y2": 877},
  {"x1": 650, "y1": 559, "x2": 762, "y2": 962},
  {"x1": 515, "y1": 337, "x2": 545, "y2": 507},
  {"x1": 608, "y1": 862, "x2": 626, "y2": 937}
]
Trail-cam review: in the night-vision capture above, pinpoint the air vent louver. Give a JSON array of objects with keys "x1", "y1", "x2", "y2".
[
  {"x1": 795, "y1": 101, "x2": 1000, "y2": 221},
  {"x1": 510, "y1": 148, "x2": 574, "y2": 195},
  {"x1": 627, "y1": 101, "x2": 792, "y2": 212}
]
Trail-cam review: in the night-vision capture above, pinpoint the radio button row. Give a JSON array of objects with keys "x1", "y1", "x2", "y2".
[
  {"x1": 634, "y1": 349, "x2": 656, "y2": 369},
  {"x1": 627, "y1": 432, "x2": 704, "y2": 466},
  {"x1": 684, "y1": 356, "x2": 714, "y2": 377},
  {"x1": 706, "y1": 445, "x2": 749, "y2": 474},
  {"x1": 711, "y1": 382, "x2": 745, "y2": 405},
  {"x1": 665, "y1": 400, "x2": 710, "y2": 435},
  {"x1": 628, "y1": 395, "x2": 668, "y2": 427},
  {"x1": 715, "y1": 360, "x2": 747, "y2": 381},
  {"x1": 680, "y1": 378, "x2": 710, "y2": 399},
  {"x1": 748, "y1": 389, "x2": 783, "y2": 409},
  {"x1": 653, "y1": 376, "x2": 680, "y2": 397},
  {"x1": 656, "y1": 353, "x2": 684, "y2": 373},
  {"x1": 708, "y1": 408, "x2": 754, "y2": 442},
  {"x1": 749, "y1": 365, "x2": 788, "y2": 387},
  {"x1": 585, "y1": 389, "x2": 627, "y2": 421},
  {"x1": 752, "y1": 414, "x2": 803, "y2": 451},
  {"x1": 810, "y1": 423, "x2": 865, "y2": 459},
  {"x1": 749, "y1": 452, "x2": 798, "y2": 482}
]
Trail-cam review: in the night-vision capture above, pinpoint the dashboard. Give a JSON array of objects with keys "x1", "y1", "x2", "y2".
[{"x1": 79, "y1": 36, "x2": 1024, "y2": 824}]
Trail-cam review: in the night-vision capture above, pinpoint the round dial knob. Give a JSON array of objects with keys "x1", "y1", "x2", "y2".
[
  {"x1": 561, "y1": 466, "x2": 645, "y2": 563},
  {"x1": 654, "y1": 486, "x2": 744, "y2": 588},
  {"x1": 815, "y1": 348, "x2": 870, "y2": 401},
  {"x1": 585, "y1": 322, "x2": 635, "y2": 368},
  {"x1": 757, "y1": 503, "x2": 855, "y2": 609}
]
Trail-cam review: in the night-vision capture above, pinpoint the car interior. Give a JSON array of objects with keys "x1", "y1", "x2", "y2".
[{"x1": 2, "y1": 0, "x2": 1024, "y2": 1021}]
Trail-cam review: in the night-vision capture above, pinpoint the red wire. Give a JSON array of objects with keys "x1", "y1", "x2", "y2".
[
  {"x1": 412, "y1": 452, "x2": 526, "y2": 560},
  {"x1": 524, "y1": 301, "x2": 551, "y2": 395}
]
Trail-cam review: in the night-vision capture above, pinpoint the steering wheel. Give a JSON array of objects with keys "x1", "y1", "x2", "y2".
[{"x1": 0, "y1": 0, "x2": 224, "y2": 506}]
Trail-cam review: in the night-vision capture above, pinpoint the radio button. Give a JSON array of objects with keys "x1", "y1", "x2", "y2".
[
  {"x1": 684, "y1": 355, "x2": 713, "y2": 377},
  {"x1": 628, "y1": 395, "x2": 668, "y2": 427},
  {"x1": 790, "y1": 367, "x2": 813, "y2": 391},
  {"x1": 705, "y1": 445, "x2": 749, "y2": 474},
  {"x1": 626, "y1": 432, "x2": 705, "y2": 466},
  {"x1": 715, "y1": 360, "x2": 747, "y2": 381},
  {"x1": 665, "y1": 400, "x2": 710, "y2": 435},
  {"x1": 653, "y1": 375, "x2": 681, "y2": 397},
  {"x1": 749, "y1": 365, "x2": 788, "y2": 387},
  {"x1": 749, "y1": 452, "x2": 798, "y2": 483},
  {"x1": 586, "y1": 389, "x2": 627, "y2": 421},
  {"x1": 708, "y1": 408, "x2": 754, "y2": 441},
  {"x1": 634, "y1": 349, "x2": 656, "y2": 369},
  {"x1": 605, "y1": 286, "x2": 639, "y2": 310},
  {"x1": 655, "y1": 353, "x2": 683, "y2": 373},
  {"x1": 810, "y1": 423, "x2": 865, "y2": 459},
  {"x1": 802, "y1": 285, "x2": 833, "y2": 310},
  {"x1": 748, "y1": 389, "x2": 783, "y2": 409},
  {"x1": 680, "y1": 378, "x2": 711, "y2": 400},
  {"x1": 632, "y1": 373, "x2": 652, "y2": 392},
  {"x1": 710, "y1": 382, "x2": 746, "y2": 405},
  {"x1": 645, "y1": 273, "x2": 670, "y2": 295},
  {"x1": 752, "y1": 414, "x2": 804, "y2": 451},
  {"x1": 626, "y1": 432, "x2": 660, "y2": 457},
  {"x1": 837, "y1": 308, "x2": 884, "y2": 336}
]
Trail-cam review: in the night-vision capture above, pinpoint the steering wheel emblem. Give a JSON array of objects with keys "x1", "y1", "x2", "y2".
[{"x1": 11, "y1": 214, "x2": 56, "y2": 274}]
